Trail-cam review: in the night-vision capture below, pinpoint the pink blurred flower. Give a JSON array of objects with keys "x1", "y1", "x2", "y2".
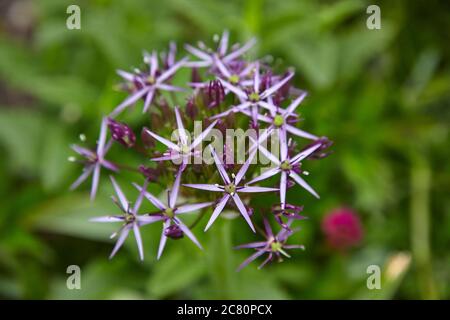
[{"x1": 322, "y1": 208, "x2": 363, "y2": 250}]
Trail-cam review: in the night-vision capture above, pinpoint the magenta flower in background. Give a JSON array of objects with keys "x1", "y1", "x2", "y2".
[
  {"x1": 134, "y1": 169, "x2": 213, "y2": 259},
  {"x1": 321, "y1": 207, "x2": 363, "y2": 250},
  {"x1": 184, "y1": 146, "x2": 278, "y2": 232},
  {"x1": 70, "y1": 117, "x2": 118, "y2": 200},
  {"x1": 235, "y1": 218, "x2": 304, "y2": 271}
]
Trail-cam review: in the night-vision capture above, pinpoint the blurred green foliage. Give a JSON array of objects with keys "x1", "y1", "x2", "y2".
[{"x1": 0, "y1": 0, "x2": 448, "y2": 299}]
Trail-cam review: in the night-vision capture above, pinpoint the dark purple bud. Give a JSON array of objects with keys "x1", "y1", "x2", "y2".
[
  {"x1": 260, "y1": 71, "x2": 273, "y2": 92},
  {"x1": 207, "y1": 80, "x2": 225, "y2": 108},
  {"x1": 164, "y1": 224, "x2": 184, "y2": 239},
  {"x1": 191, "y1": 68, "x2": 202, "y2": 83},
  {"x1": 138, "y1": 165, "x2": 159, "y2": 182},
  {"x1": 107, "y1": 118, "x2": 136, "y2": 148},
  {"x1": 186, "y1": 96, "x2": 198, "y2": 119}
]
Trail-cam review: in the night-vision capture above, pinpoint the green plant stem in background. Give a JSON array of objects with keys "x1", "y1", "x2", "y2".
[{"x1": 410, "y1": 154, "x2": 439, "y2": 299}]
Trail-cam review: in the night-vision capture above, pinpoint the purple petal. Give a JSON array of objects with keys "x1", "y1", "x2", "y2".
[
  {"x1": 183, "y1": 183, "x2": 223, "y2": 192},
  {"x1": 70, "y1": 166, "x2": 94, "y2": 190},
  {"x1": 174, "y1": 218, "x2": 203, "y2": 249},
  {"x1": 289, "y1": 172, "x2": 320, "y2": 199},
  {"x1": 109, "y1": 226, "x2": 130, "y2": 259},
  {"x1": 218, "y1": 78, "x2": 247, "y2": 99},
  {"x1": 290, "y1": 143, "x2": 322, "y2": 165},
  {"x1": 283, "y1": 91, "x2": 307, "y2": 118},
  {"x1": 157, "y1": 57, "x2": 188, "y2": 83},
  {"x1": 90, "y1": 164, "x2": 101, "y2": 201},
  {"x1": 184, "y1": 44, "x2": 212, "y2": 62},
  {"x1": 218, "y1": 30, "x2": 229, "y2": 56},
  {"x1": 258, "y1": 253, "x2": 273, "y2": 269},
  {"x1": 169, "y1": 168, "x2": 182, "y2": 208},
  {"x1": 249, "y1": 136, "x2": 280, "y2": 165},
  {"x1": 263, "y1": 218, "x2": 274, "y2": 238},
  {"x1": 150, "y1": 51, "x2": 158, "y2": 77},
  {"x1": 133, "y1": 223, "x2": 144, "y2": 261},
  {"x1": 232, "y1": 193, "x2": 255, "y2": 232},
  {"x1": 133, "y1": 180, "x2": 148, "y2": 214},
  {"x1": 191, "y1": 120, "x2": 217, "y2": 150},
  {"x1": 144, "y1": 128, "x2": 179, "y2": 151},
  {"x1": 174, "y1": 107, "x2": 188, "y2": 145},
  {"x1": 234, "y1": 241, "x2": 267, "y2": 249},
  {"x1": 90, "y1": 216, "x2": 124, "y2": 223},
  {"x1": 176, "y1": 202, "x2": 213, "y2": 214},
  {"x1": 224, "y1": 37, "x2": 257, "y2": 63},
  {"x1": 137, "y1": 214, "x2": 165, "y2": 225},
  {"x1": 234, "y1": 149, "x2": 256, "y2": 185},
  {"x1": 133, "y1": 183, "x2": 166, "y2": 210},
  {"x1": 155, "y1": 83, "x2": 186, "y2": 92},
  {"x1": 260, "y1": 72, "x2": 294, "y2": 99},
  {"x1": 110, "y1": 87, "x2": 149, "y2": 118},
  {"x1": 142, "y1": 89, "x2": 155, "y2": 113},
  {"x1": 280, "y1": 171, "x2": 287, "y2": 209},
  {"x1": 101, "y1": 159, "x2": 119, "y2": 172},
  {"x1": 280, "y1": 127, "x2": 288, "y2": 161},
  {"x1": 71, "y1": 145, "x2": 95, "y2": 159},
  {"x1": 246, "y1": 167, "x2": 280, "y2": 185},
  {"x1": 213, "y1": 56, "x2": 231, "y2": 78},
  {"x1": 239, "y1": 186, "x2": 278, "y2": 193},
  {"x1": 257, "y1": 100, "x2": 278, "y2": 115},
  {"x1": 151, "y1": 154, "x2": 182, "y2": 162},
  {"x1": 110, "y1": 175, "x2": 128, "y2": 210},
  {"x1": 285, "y1": 124, "x2": 318, "y2": 140},
  {"x1": 236, "y1": 249, "x2": 266, "y2": 271},
  {"x1": 204, "y1": 194, "x2": 230, "y2": 231},
  {"x1": 157, "y1": 219, "x2": 170, "y2": 260},
  {"x1": 253, "y1": 62, "x2": 260, "y2": 93},
  {"x1": 210, "y1": 146, "x2": 231, "y2": 184},
  {"x1": 116, "y1": 69, "x2": 134, "y2": 82}
]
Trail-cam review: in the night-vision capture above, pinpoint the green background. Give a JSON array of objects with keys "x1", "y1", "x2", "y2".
[{"x1": 0, "y1": 0, "x2": 448, "y2": 299}]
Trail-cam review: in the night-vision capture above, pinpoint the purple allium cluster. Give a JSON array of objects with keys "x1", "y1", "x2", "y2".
[{"x1": 70, "y1": 31, "x2": 332, "y2": 270}]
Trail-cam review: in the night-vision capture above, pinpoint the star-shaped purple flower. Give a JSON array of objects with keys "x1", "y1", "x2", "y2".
[
  {"x1": 248, "y1": 137, "x2": 322, "y2": 209},
  {"x1": 184, "y1": 146, "x2": 278, "y2": 232},
  {"x1": 134, "y1": 169, "x2": 213, "y2": 259},
  {"x1": 70, "y1": 117, "x2": 118, "y2": 200},
  {"x1": 90, "y1": 176, "x2": 159, "y2": 261},
  {"x1": 144, "y1": 107, "x2": 217, "y2": 170},
  {"x1": 111, "y1": 51, "x2": 187, "y2": 117},
  {"x1": 235, "y1": 218, "x2": 304, "y2": 271}
]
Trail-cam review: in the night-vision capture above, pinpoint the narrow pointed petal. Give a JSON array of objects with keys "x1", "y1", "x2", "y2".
[
  {"x1": 116, "y1": 69, "x2": 134, "y2": 81},
  {"x1": 101, "y1": 159, "x2": 119, "y2": 172},
  {"x1": 236, "y1": 249, "x2": 266, "y2": 271},
  {"x1": 291, "y1": 143, "x2": 322, "y2": 165},
  {"x1": 110, "y1": 175, "x2": 128, "y2": 210},
  {"x1": 97, "y1": 117, "x2": 108, "y2": 157},
  {"x1": 142, "y1": 89, "x2": 155, "y2": 113},
  {"x1": 258, "y1": 253, "x2": 273, "y2": 269},
  {"x1": 184, "y1": 44, "x2": 212, "y2": 62},
  {"x1": 249, "y1": 136, "x2": 280, "y2": 165},
  {"x1": 157, "y1": 220, "x2": 170, "y2": 260},
  {"x1": 218, "y1": 30, "x2": 229, "y2": 56},
  {"x1": 133, "y1": 180, "x2": 148, "y2": 214},
  {"x1": 260, "y1": 72, "x2": 294, "y2": 99},
  {"x1": 174, "y1": 107, "x2": 187, "y2": 145},
  {"x1": 150, "y1": 51, "x2": 158, "y2": 77},
  {"x1": 258, "y1": 100, "x2": 278, "y2": 115},
  {"x1": 151, "y1": 154, "x2": 182, "y2": 162},
  {"x1": 191, "y1": 120, "x2": 217, "y2": 150},
  {"x1": 246, "y1": 167, "x2": 281, "y2": 185},
  {"x1": 144, "y1": 128, "x2": 179, "y2": 150},
  {"x1": 232, "y1": 193, "x2": 255, "y2": 232},
  {"x1": 90, "y1": 164, "x2": 101, "y2": 201},
  {"x1": 133, "y1": 183, "x2": 166, "y2": 210},
  {"x1": 174, "y1": 218, "x2": 203, "y2": 249},
  {"x1": 110, "y1": 87, "x2": 149, "y2": 118},
  {"x1": 137, "y1": 214, "x2": 165, "y2": 224},
  {"x1": 224, "y1": 37, "x2": 257, "y2": 63},
  {"x1": 253, "y1": 62, "x2": 260, "y2": 93},
  {"x1": 157, "y1": 57, "x2": 188, "y2": 83},
  {"x1": 90, "y1": 216, "x2": 124, "y2": 223},
  {"x1": 155, "y1": 83, "x2": 186, "y2": 92},
  {"x1": 283, "y1": 245, "x2": 305, "y2": 250},
  {"x1": 169, "y1": 169, "x2": 182, "y2": 208},
  {"x1": 209, "y1": 108, "x2": 236, "y2": 120},
  {"x1": 263, "y1": 218, "x2": 274, "y2": 238},
  {"x1": 71, "y1": 145, "x2": 95, "y2": 158},
  {"x1": 285, "y1": 124, "x2": 318, "y2": 140},
  {"x1": 240, "y1": 108, "x2": 272, "y2": 123},
  {"x1": 218, "y1": 78, "x2": 247, "y2": 99},
  {"x1": 176, "y1": 202, "x2": 213, "y2": 214},
  {"x1": 234, "y1": 241, "x2": 267, "y2": 249},
  {"x1": 289, "y1": 172, "x2": 320, "y2": 199},
  {"x1": 70, "y1": 166, "x2": 94, "y2": 190},
  {"x1": 109, "y1": 226, "x2": 130, "y2": 259},
  {"x1": 133, "y1": 223, "x2": 144, "y2": 261},
  {"x1": 239, "y1": 186, "x2": 279, "y2": 193},
  {"x1": 204, "y1": 194, "x2": 230, "y2": 231},
  {"x1": 214, "y1": 56, "x2": 231, "y2": 78},
  {"x1": 184, "y1": 60, "x2": 212, "y2": 68},
  {"x1": 280, "y1": 127, "x2": 288, "y2": 161},
  {"x1": 183, "y1": 183, "x2": 223, "y2": 192},
  {"x1": 280, "y1": 171, "x2": 287, "y2": 209},
  {"x1": 210, "y1": 146, "x2": 230, "y2": 184},
  {"x1": 234, "y1": 149, "x2": 256, "y2": 184},
  {"x1": 283, "y1": 91, "x2": 307, "y2": 118}
]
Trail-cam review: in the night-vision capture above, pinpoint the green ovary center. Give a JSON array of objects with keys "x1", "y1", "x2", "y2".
[
  {"x1": 229, "y1": 74, "x2": 240, "y2": 84},
  {"x1": 125, "y1": 214, "x2": 135, "y2": 223},
  {"x1": 180, "y1": 144, "x2": 190, "y2": 154},
  {"x1": 280, "y1": 160, "x2": 291, "y2": 171},
  {"x1": 147, "y1": 76, "x2": 155, "y2": 84},
  {"x1": 273, "y1": 115, "x2": 284, "y2": 127},
  {"x1": 271, "y1": 241, "x2": 282, "y2": 252},
  {"x1": 164, "y1": 208, "x2": 174, "y2": 218},
  {"x1": 249, "y1": 92, "x2": 260, "y2": 102},
  {"x1": 224, "y1": 183, "x2": 236, "y2": 195}
]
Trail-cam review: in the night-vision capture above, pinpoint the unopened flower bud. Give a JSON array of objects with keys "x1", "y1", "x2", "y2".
[{"x1": 107, "y1": 118, "x2": 136, "y2": 148}]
